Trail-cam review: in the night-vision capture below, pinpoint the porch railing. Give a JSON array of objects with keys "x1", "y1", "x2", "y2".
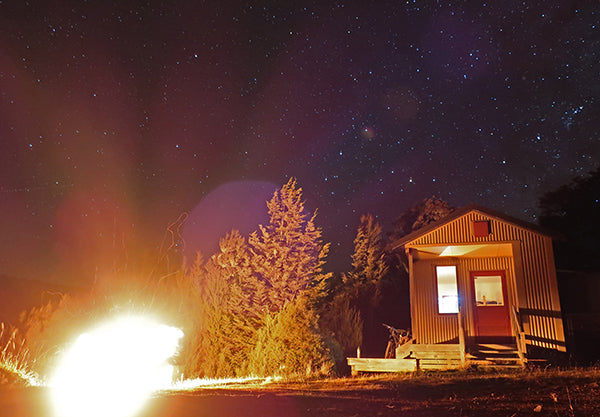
[{"x1": 510, "y1": 306, "x2": 527, "y2": 364}]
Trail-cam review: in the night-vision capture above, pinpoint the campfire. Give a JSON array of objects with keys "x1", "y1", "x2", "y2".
[{"x1": 48, "y1": 315, "x2": 183, "y2": 417}]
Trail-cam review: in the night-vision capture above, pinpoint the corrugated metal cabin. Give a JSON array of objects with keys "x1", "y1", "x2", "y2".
[{"x1": 348, "y1": 205, "x2": 566, "y2": 373}]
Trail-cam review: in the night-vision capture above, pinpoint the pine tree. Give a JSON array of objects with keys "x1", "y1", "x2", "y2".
[
  {"x1": 331, "y1": 214, "x2": 389, "y2": 356},
  {"x1": 183, "y1": 179, "x2": 336, "y2": 378},
  {"x1": 249, "y1": 178, "x2": 331, "y2": 312},
  {"x1": 181, "y1": 231, "x2": 262, "y2": 378},
  {"x1": 412, "y1": 196, "x2": 454, "y2": 230},
  {"x1": 344, "y1": 213, "x2": 388, "y2": 305},
  {"x1": 246, "y1": 178, "x2": 334, "y2": 376},
  {"x1": 213, "y1": 230, "x2": 266, "y2": 321}
]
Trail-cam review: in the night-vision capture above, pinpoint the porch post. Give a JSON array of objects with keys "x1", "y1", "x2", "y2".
[
  {"x1": 458, "y1": 297, "x2": 466, "y2": 367},
  {"x1": 406, "y1": 248, "x2": 417, "y2": 341}
]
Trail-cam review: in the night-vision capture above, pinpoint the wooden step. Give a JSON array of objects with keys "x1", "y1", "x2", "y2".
[
  {"x1": 468, "y1": 343, "x2": 525, "y2": 368},
  {"x1": 469, "y1": 360, "x2": 524, "y2": 369},
  {"x1": 477, "y1": 348, "x2": 518, "y2": 354}
]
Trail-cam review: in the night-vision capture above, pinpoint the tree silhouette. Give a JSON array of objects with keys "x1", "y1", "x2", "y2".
[
  {"x1": 344, "y1": 214, "x2": 388, "y2": 306},
  {"x1": 321, "y1": 214, "x2": 390, "y2": 357},
  {"x1": 539, "y1": 168, "x2": 600, "y2": 271},
  {"x1": 392, "y1": 196, "x2": 454, "y2": 239}
]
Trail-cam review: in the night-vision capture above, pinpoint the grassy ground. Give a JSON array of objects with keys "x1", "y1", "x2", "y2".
[
  {"x1": 1, "y1": 367, "x2": 599, "y2": 416},
  {"x1": 144, "y1": 367, "x2": 600, "y2": 417}
]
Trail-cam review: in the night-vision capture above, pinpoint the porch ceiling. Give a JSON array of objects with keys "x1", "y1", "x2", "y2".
[{"x1": 412, "y1": 243, "x2": 513, "y2": 259}]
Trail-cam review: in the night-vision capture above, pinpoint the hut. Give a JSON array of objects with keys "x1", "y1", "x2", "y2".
[{"x1": 348, "y1": 205, "x2": 566, "y2": 373}]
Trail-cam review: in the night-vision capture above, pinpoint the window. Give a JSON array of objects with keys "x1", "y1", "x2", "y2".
[
  {"x1": 436, "y1": 266, "x2": 458, "y2": 314},
  {"x1": 474, "y1": 275, "x2": 504, "y2": 306}
]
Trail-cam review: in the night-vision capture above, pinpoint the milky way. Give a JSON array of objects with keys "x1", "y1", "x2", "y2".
[{"x1": 0, "y1": 1, "x2": 598, "y2": 282}]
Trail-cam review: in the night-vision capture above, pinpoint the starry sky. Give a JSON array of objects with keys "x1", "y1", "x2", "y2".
[{"x1": 0, "y1": 0, "x2": 598, "y2": 284}]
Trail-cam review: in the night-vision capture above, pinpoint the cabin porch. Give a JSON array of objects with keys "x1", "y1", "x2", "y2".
[
  {"x1": 347, "y1": 339, "x2": 527, "y2": 375},
  {"x1": 347, "y1": 306, "x2": 530, "y2": 375}
]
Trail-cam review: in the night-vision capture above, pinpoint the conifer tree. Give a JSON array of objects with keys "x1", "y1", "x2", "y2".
[
  {"x1": 247, "y1": 295, "x2": 329, "y2": 377},
  {"x1": 344, "y1": 213, "x2": 388, "y2": 305},
  {"x1": 184, "y1": 179, "x2": 336, "y2": 378},
  {"x1": 539, "y1": 168, "x2": 600, "y2": 270},
  {"x1": 246, "y1": 178, "x2": 334, "y2": 376},
  {"x1": 330, "y1": 213, "x2": 389, "y2": 356},
  {"x1": 213, "y1": 230, "x2": 266, "y2": 321},
  {"x1": 249, "y1": 178, "x2": 331, "y2": 312},
  {"x1": 182, "y1": 231, "x2": 263, "y2": 378}
]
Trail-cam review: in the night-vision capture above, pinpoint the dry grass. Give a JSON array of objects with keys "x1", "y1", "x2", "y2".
[
  {"x1": 0, "y1": 323, "x2": 39, "y2": 386},
  {"x1": 0, "y1": 360, "x2": 599, "y2": 416},
  {"x1": 160, "y1": 367, "x2": 600, "y2": 417}
]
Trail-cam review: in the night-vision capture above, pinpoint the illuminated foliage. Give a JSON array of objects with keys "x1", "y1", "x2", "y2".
[
  {"x1": 19, "y1": 293, "x2": 78, "y2": 377},
  {"x1": 249, "y1": 178, "x2": 331, "y2": 311},
  {"x1": 17, "y1": 179, "x2": 338, "y2": 382},
  {"x1": 17, "y1": 269, "x2": 197, "y2": 382},
  {"x1": 0, "y1": 322, "x2": 38, "y2": 385},
  {"x1": 182, "y1": 179, "x2": 335, "y2": 378},
  {"x1": 247, "y1": 296, "x2": 331, "y2": 377},
  {"x1": 181, "y1": 231, "x2": 263, "y2": 378}
]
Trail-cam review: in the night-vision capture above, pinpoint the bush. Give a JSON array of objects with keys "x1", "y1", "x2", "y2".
[
  {"x1": 247, "y1": 297, "x2": 333, "y2": 378},
  {"x1": 320, "y1": 295, "x2": 363, "y2": 357}
]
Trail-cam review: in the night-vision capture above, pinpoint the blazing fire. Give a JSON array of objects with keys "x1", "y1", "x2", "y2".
[{"x1": 48, "y1": 315, "x2": 183, "y2": 417}]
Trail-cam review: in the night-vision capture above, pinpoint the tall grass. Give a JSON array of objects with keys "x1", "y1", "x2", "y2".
[{"x1": 0, "y1": 322, "x2": 40, "y2": 386}]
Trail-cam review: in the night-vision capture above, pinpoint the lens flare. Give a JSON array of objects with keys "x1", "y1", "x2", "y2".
[{"x1": 49, "y1": 315, "x2": 183, "y2": 417}]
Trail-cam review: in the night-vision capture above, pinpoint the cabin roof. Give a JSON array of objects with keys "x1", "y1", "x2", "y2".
[{"x1": 390, "y1": 204, "x2": 554, "y2": 250}]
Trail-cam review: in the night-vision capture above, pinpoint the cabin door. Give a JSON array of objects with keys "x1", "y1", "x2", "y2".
[{"x1": 470, "y1": 271, "x2": 511, "y2": 339}]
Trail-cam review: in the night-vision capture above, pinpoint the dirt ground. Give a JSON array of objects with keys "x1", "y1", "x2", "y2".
[{"x1": 1, "y1": 368, "x2": 599, "y2": 417}]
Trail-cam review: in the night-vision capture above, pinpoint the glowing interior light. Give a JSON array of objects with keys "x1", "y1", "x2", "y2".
[{"x1": 49, "y1": 315, "x2": 183, "y2": 417}]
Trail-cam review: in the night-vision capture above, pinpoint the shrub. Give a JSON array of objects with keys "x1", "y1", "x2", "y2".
[{"x1": 247, "y1": 297, "x2": 333, "y2": 378}]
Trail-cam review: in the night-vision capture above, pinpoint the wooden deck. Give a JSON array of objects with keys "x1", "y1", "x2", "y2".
[
  {"x1": 347, "y1": 343, "x2": 464, "y2": 375},
  {"x1": 347, "y1": 342, "x2": 527, "y2": 374},
  {"x1": 347, "y1": 358, "x2": 417, "y2": 374}
]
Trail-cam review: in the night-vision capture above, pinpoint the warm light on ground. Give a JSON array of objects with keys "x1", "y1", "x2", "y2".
[
  {"x1": 49, "y1": 315, "x2": 183, "y2": 417},
  {"x1": 168, "y1": 375, "x2": 279, "y2": 391}
]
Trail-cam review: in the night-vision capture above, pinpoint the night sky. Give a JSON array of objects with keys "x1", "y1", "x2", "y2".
[{"x1": 0, "y1": 1, "x2": 598, "y2": 285}]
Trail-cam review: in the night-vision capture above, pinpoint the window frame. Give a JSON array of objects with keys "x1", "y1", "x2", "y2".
[{"x1": 435, "y1": 265, "x2": 459, "y2": 315}]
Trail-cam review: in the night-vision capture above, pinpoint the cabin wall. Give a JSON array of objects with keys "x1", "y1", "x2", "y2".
[
  {"x1": 412, "y1": 259, "x2": 458, "y2": 344},
  {"x1": 517, "y1": 235, "x2": 565, "y2": 351},
  {"x1": 408, "y1": 210, "x2": 565, "y2": 351},
  {"x1": 411, "y1": 256, "x2": 516, "y2": 344}
]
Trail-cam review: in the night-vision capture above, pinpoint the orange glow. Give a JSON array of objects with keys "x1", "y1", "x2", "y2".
[
  {"x1": 170, "y1": 375, "x2": 279, "y2": 391},
  {"x1": 49, "y1": 315, "x2": 183, "y2": 417}
]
